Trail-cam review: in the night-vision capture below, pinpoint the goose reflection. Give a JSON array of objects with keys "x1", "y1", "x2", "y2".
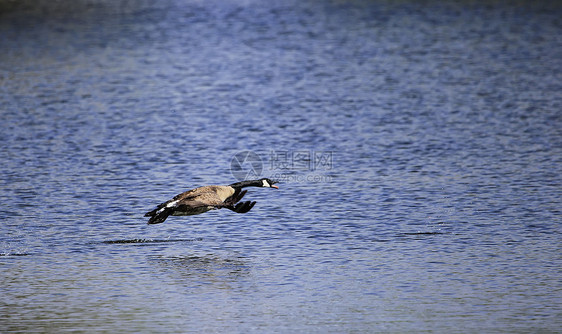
[{"x1": 149, "y1": 254, "x2": 250, "y2": 288}]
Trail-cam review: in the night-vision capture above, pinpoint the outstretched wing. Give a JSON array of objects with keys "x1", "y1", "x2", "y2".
[
  {"x1": 230, "y1": 201, "x2": 256, "y2": 213},
  {"x1": 219, "y1": 189, "x2": 257, "y2": 214},
  {"x1": 145, "y1": 195, "x2": 217, "y2": 224}
]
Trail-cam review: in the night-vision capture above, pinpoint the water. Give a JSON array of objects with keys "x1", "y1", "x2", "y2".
[{"x1": 1, "y1": 0, "x2": 561, "y2": 332}]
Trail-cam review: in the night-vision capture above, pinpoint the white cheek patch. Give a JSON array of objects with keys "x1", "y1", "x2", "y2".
[
  {"x1": 262, "y1": 180, "x2": 270, "y2": 187},
  {"x1": 166, "y1": 200, "x2": 179, "y2": 208}
]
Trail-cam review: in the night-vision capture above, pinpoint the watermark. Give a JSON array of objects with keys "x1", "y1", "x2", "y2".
[
  {"x1": 230, "y1": 150, "x2": 333, "y2": 183},
  {"x1": 230, "y1": 150, "x2": 263, "y2": 181},
  {"x1": 270, "y1": 150, "x2": 333, "y2": 171},
  {"x1": 268, "y1": 173, "x2": 333, "y2": 183}
]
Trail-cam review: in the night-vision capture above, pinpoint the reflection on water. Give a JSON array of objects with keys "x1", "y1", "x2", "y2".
[
  {"x1": 0, "y1": 252, "x2": 30, "y2": 257},
  {"x1": 149, "y1": 254, "x2": 250, "y2": 288},
  {"x1": 1, "y1": 0, "x2": 561, "y2": 332},
  {"x1": 101, "y1": 238, "x2": 203, "y2": 244}
]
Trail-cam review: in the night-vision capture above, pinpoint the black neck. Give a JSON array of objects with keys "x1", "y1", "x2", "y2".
[{"x1": 229, "y1": 180, "x2": 262, "y2": 189}]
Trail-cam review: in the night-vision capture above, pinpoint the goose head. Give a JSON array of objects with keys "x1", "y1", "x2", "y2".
[
  {"x1": 229, "y1": 178, "x2": 279, "y2": 189},
  {"x1": 260, "y1": 178, "x2": 279, "y2": 189}
]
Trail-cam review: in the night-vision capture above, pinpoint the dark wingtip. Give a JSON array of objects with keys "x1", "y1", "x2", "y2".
[
  {"x1": 233, "y1": 201, "x2": 256, "y2": 213},
  {"x1": 147, "y1": 217, "x2": 162, "y2": 224}
]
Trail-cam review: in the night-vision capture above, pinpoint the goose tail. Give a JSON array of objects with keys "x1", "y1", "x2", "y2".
[{"x1": 146, "y1": 207, "x2": 173, "y2": 224}]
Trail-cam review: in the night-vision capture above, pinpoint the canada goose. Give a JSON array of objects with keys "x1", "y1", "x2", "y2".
[{"x1": 144, "y1": 178, "x2": 279, "y2": 224}]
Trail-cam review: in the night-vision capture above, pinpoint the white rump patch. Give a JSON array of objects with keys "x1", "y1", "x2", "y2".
[{"x1": 166, "y1": 200, "x2": 179, "y2": 208}]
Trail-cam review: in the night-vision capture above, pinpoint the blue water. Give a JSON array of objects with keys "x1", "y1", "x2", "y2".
[{"x1": 1, "y1": 0, "x2": 561, "y2": 332}]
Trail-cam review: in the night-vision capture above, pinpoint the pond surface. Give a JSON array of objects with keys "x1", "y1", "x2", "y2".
[{"x1": 1, "y1": 0, "x2": 561, "y2": 332}]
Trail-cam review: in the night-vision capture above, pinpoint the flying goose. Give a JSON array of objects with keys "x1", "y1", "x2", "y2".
[{"x1": 144, "y1": 178, "x2": 279, "y2": 224}]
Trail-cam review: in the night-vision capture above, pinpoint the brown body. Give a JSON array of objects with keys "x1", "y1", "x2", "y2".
[
  {"x1": 168, "y1": 186, "x2": 235, "y2": 216},
  {"x1": 145, "y1": 178, "x2": 278, "y2": 224}
]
